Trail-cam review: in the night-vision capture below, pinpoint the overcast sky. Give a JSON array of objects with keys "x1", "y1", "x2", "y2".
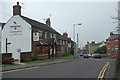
[{"x1": 0, "y1": 1, "x2": 118, "y2": 48}]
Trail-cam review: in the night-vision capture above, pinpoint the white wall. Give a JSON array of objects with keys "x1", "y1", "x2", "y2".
[
  {"x1": 1, "y1": 15, "x2": 32, "y2": 60},
  {"x1": 0, "y1": 26, "x2": 1, "y2": 54}
]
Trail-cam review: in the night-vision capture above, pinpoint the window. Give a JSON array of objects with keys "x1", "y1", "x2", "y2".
[
  {"x1": 45, "y1": 32, "x2": 47, "y2": 39},
  {"x1": 53, "y1": 34, "x2": 56, "y2": 40},
  {"x1": 55, "y1": 46, "x2": 57, "y2": 52},
  {"x1": 40, "y1": 46, "x2": 42, "y2": 54},
  {"x1": 58, "y1": 46, "x2": 61, "y2": 51},
  {"x1": 44, "y1": 46, "x2": 48, "y2": 54},
  {"x1": 50, "y1": 33, "x2": 52, "y2": 38},
  {"x1": 115, "y1": 45, "x2": 118, "y2": 47},
  {"x1": 66, "y1": 41, "x2": 68, "y2": 45},
  {"x1": 39, "y1": 33, "x2": 42, "y2": 39},
  {"x1": 60, "y1": 40, "x2": 62, "y2": 45},
  {"x1": 63, "y1": 41, "x2": 65, "y2": 45}
]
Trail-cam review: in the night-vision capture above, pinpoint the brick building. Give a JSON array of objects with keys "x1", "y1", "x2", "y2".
[
  {"x1": 1, "y1": 2, "x2": 76, "y2": 62},
  {"x1": 106, "y1": 32, "x2": 119, "y2": 56},
  {"x1": 85, "y1": 41, "x2": 105, "y2": 54}
]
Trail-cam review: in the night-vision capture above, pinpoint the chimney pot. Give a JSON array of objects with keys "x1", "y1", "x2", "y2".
[
  {"x1": 13, "y1": 2, "x2": 21, "y2": 16},
  {"x1": 110, "y1": 32, "x2": 113, "y2": 36},
  {"x1": 17, "y1": 2, "x2": 19, "y2": 5},
  {"x1": 46, "y1": 18, "x2": 51, "y2": 26}
]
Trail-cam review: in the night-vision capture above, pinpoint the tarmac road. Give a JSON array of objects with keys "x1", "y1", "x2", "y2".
[{"x1": 2, "y1": 57, "x2": 116, "y2": 79}]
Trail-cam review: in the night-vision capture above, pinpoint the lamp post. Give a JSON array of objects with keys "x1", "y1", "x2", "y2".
[{"x1": 73, "y1": 23, "x2": 81, "y2": 57}]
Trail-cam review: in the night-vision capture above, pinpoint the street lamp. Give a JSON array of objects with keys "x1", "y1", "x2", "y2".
[
  {"x1": 73, "y1": 23, "x2": 82, "y2": 57},
  {"x1": 73, "y1": 23, "x2": 82, "y2": 42}
]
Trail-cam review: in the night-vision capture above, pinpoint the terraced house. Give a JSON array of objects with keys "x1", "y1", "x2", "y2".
[
  {"x1": 106, "y1": 32, "x2": 119, "y2": 56},
  {"x1": 1, "y1": 2, "x2": 76, "y2": 62}
]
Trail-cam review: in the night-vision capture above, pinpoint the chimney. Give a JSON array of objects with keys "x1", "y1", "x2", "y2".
[
  {"x1": 92, "y1": 41, "x2": 95, "y2": 44},
  {"x1": 63, "y1": 32, "x2": 68, "y2": 37},
  {"x1": 46, "y1": 18, "x2": 51, "y2": 26},
  {"x1": 13, "y1": 2, "x2": 21, "y2": 16},
  {"x1": 87, "y1": 42, "x2": 89, "y2": 44},
  {"x1": 110, "y1": 32, "x2": 113, "y2": 36}
]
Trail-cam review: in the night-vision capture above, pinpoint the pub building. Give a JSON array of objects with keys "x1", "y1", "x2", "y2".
[{"x1": 1, "y1": 2, "x2": 76, "y2": 62}]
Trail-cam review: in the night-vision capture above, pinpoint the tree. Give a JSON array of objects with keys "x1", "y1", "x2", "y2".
[{"x1": 93, "y1": 45, "x2": 106, "y2": 54}]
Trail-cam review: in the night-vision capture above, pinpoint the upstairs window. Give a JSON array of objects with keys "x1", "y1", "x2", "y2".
[
  {"x1": 53, "y1": 34, "x2": 56, "y2": 40},
  {"x1": 115, "y1": 40, "x2": 118, "y2": 41},
  {"x1": 45, "y1": 32, "x2": 47, "y2": 39},
  {"x1": 63, "y1": 40, "x2": 65, "y2": 45},
  {"x1": 50, "y1": 33, "x2": 52, "y2": 38},
  {"x1": 38, "y1": 30, "x2": 43, "y2": 39}
]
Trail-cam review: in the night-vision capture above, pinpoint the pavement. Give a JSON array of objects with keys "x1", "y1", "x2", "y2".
[
  {"x1": 2, "y1": 58, "x2": 77, "y2": 71},
  {"x1": 2, "y1": 57, "x2": 117, "y2": 79}
]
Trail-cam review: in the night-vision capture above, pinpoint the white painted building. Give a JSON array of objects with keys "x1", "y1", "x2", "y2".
[
  {"x1": 1, "y1": 15, "x2": 32, "y2": 60},
  {"x1": 0, "y1": 24, "x2": 2, "y2": 54}
]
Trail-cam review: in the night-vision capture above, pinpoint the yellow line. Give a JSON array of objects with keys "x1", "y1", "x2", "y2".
[
  {"x1": 100, "y1": 62, "x2": 109, "y2": 80},
  {"x1": 1, "y1": 66, "x2": 39, "y2": 73},
  {"x1": 97, "y1": 62, "x2": 109, "y2": 80}
]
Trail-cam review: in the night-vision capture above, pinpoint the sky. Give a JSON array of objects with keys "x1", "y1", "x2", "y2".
[{"x1": 0, "y1": 0, "x2": 118, "y2": 48}]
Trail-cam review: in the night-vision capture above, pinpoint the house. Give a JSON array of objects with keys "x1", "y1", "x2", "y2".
[
  {"x1": 99, "y1": 41, "x2": 106, "y2": 48},
  {"x1": 85, "y1": 41, "x2": 103, "y2": 54},
  {"x1": 106, "y1": 32, "x2": 119, "y2": 56},
  {"x1": 0, "y1": 22, "x2": 5, "y2": 54},
  {"x1": 1, "y1": 2, "x2": 76, "y2": 62}
]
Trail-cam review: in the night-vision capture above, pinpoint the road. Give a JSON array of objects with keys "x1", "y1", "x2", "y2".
[{"x1": 2, "y1": 57, "x2": 116, "y2": 79}]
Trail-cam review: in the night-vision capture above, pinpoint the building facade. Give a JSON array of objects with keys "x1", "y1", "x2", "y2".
[
  {"x1": 106, "y1": 32, "x2": 119, "y2": 56},
  {"x1": 1, "y1": 2, "x2": 76, "y2": 62},
  {"x1": 85, "y1": 41, "x2": 104, "y2": 54}
]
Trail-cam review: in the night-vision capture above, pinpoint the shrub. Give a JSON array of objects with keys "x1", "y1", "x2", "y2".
[
  {"x1": 2, "y1": 57, "x2": 14, "y2": 64},
  {"x1": 62, "y1": 53, "x2": 69, "y2": 57}
]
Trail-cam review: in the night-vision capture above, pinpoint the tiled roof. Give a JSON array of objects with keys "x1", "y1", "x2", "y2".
[
  {"x1": 106, "y1": 34, "x2": 120, "y2": 41},
  {"x1": 20, "y1": 15, "x2": 59, "y2": 34},
  {"x1": 20, "y1": 15, "x2": 75, "y2": 43}
]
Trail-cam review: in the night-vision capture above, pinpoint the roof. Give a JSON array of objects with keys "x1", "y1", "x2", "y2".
[
  {"x1": 20, "y1": 15, "x2": 75, "y2": 44},
  {"x1": 106, "y1": 34, "x2": 120, "y2": 41},
  {"x1": 36, "y1": 40, "x2": 48, "y2": 46},
  {"x1": 0, "y1": 22, "x2": 6, "y2": 29},
  {"x1": 20, "y1": 15, "x2": 58, "y2": 34}
]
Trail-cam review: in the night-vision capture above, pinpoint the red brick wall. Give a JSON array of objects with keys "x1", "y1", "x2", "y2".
[
  {"x1": 37, "y1": 55, "x2": 48, "y2": 60},
  {"x1": 20, "y1": 52, "x2": 32, "y2": 62},
  {"x1": 106, "y1": 39, "x2": 119, "y2": 56},
  {"x1": 1, "y1": 53, "x2": 12, "y2": 60}
]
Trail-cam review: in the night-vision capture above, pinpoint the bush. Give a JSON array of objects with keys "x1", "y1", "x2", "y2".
[
  {"x1": 94, "y1": 45, "x2": 106, "y2": 54},
  {"x1": 62, "y1": 53, "x2": 69, "y2": 57},
  {"x1": 2, "y1": 57, "x2": 14, "y2": 64}
]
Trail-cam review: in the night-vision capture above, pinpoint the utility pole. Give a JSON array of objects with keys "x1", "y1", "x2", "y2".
[{"x1": 77, "y1": 33, "x2": 79, "y2": 57}]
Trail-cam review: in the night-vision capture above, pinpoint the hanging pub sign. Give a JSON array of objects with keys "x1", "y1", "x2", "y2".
[
  {"x1": 9, "y1": 25, "x2": 22, "y2": 35},
  {"x1": 33, "y1": 32, "x2": 39, "y2": 41}
]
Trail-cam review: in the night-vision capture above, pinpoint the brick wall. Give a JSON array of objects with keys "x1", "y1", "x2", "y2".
[
  {"x1": 106, "y1": 40, "x2": 119, "y2": 56},
  {"x1": 20, "y1": 52, "x2": 32, "y2": 62}
]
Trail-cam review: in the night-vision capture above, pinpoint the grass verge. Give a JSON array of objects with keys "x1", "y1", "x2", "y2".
[
  {"x1": 23, "y1": 59, "x2": 53, "y2": 64},
  {"x1": 58, "y1": 55, "x2": 77, "y2": 59},
  {"x1": 1, "y1": 63, "x2": 20, "y2": 67}
]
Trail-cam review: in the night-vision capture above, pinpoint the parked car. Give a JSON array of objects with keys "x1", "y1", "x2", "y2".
[
  {"x1": 79, "y1": 54, "x2": 83, "y2": 56},
  {"x1": 83, "y1": 54, "x2": 89, "y2": 58},
  {"x1": 112, "y1": 55, "x2": 117, "y2": 58},
  {"x1": 92, "y1": 54, "x2": 95, "y2": 57},
  {"x1": 92, "y1": 53, "x2": 101, "y2": 58},
  {"x1": 88, "y1": 54, "x2": 92, "y2": 57}
]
